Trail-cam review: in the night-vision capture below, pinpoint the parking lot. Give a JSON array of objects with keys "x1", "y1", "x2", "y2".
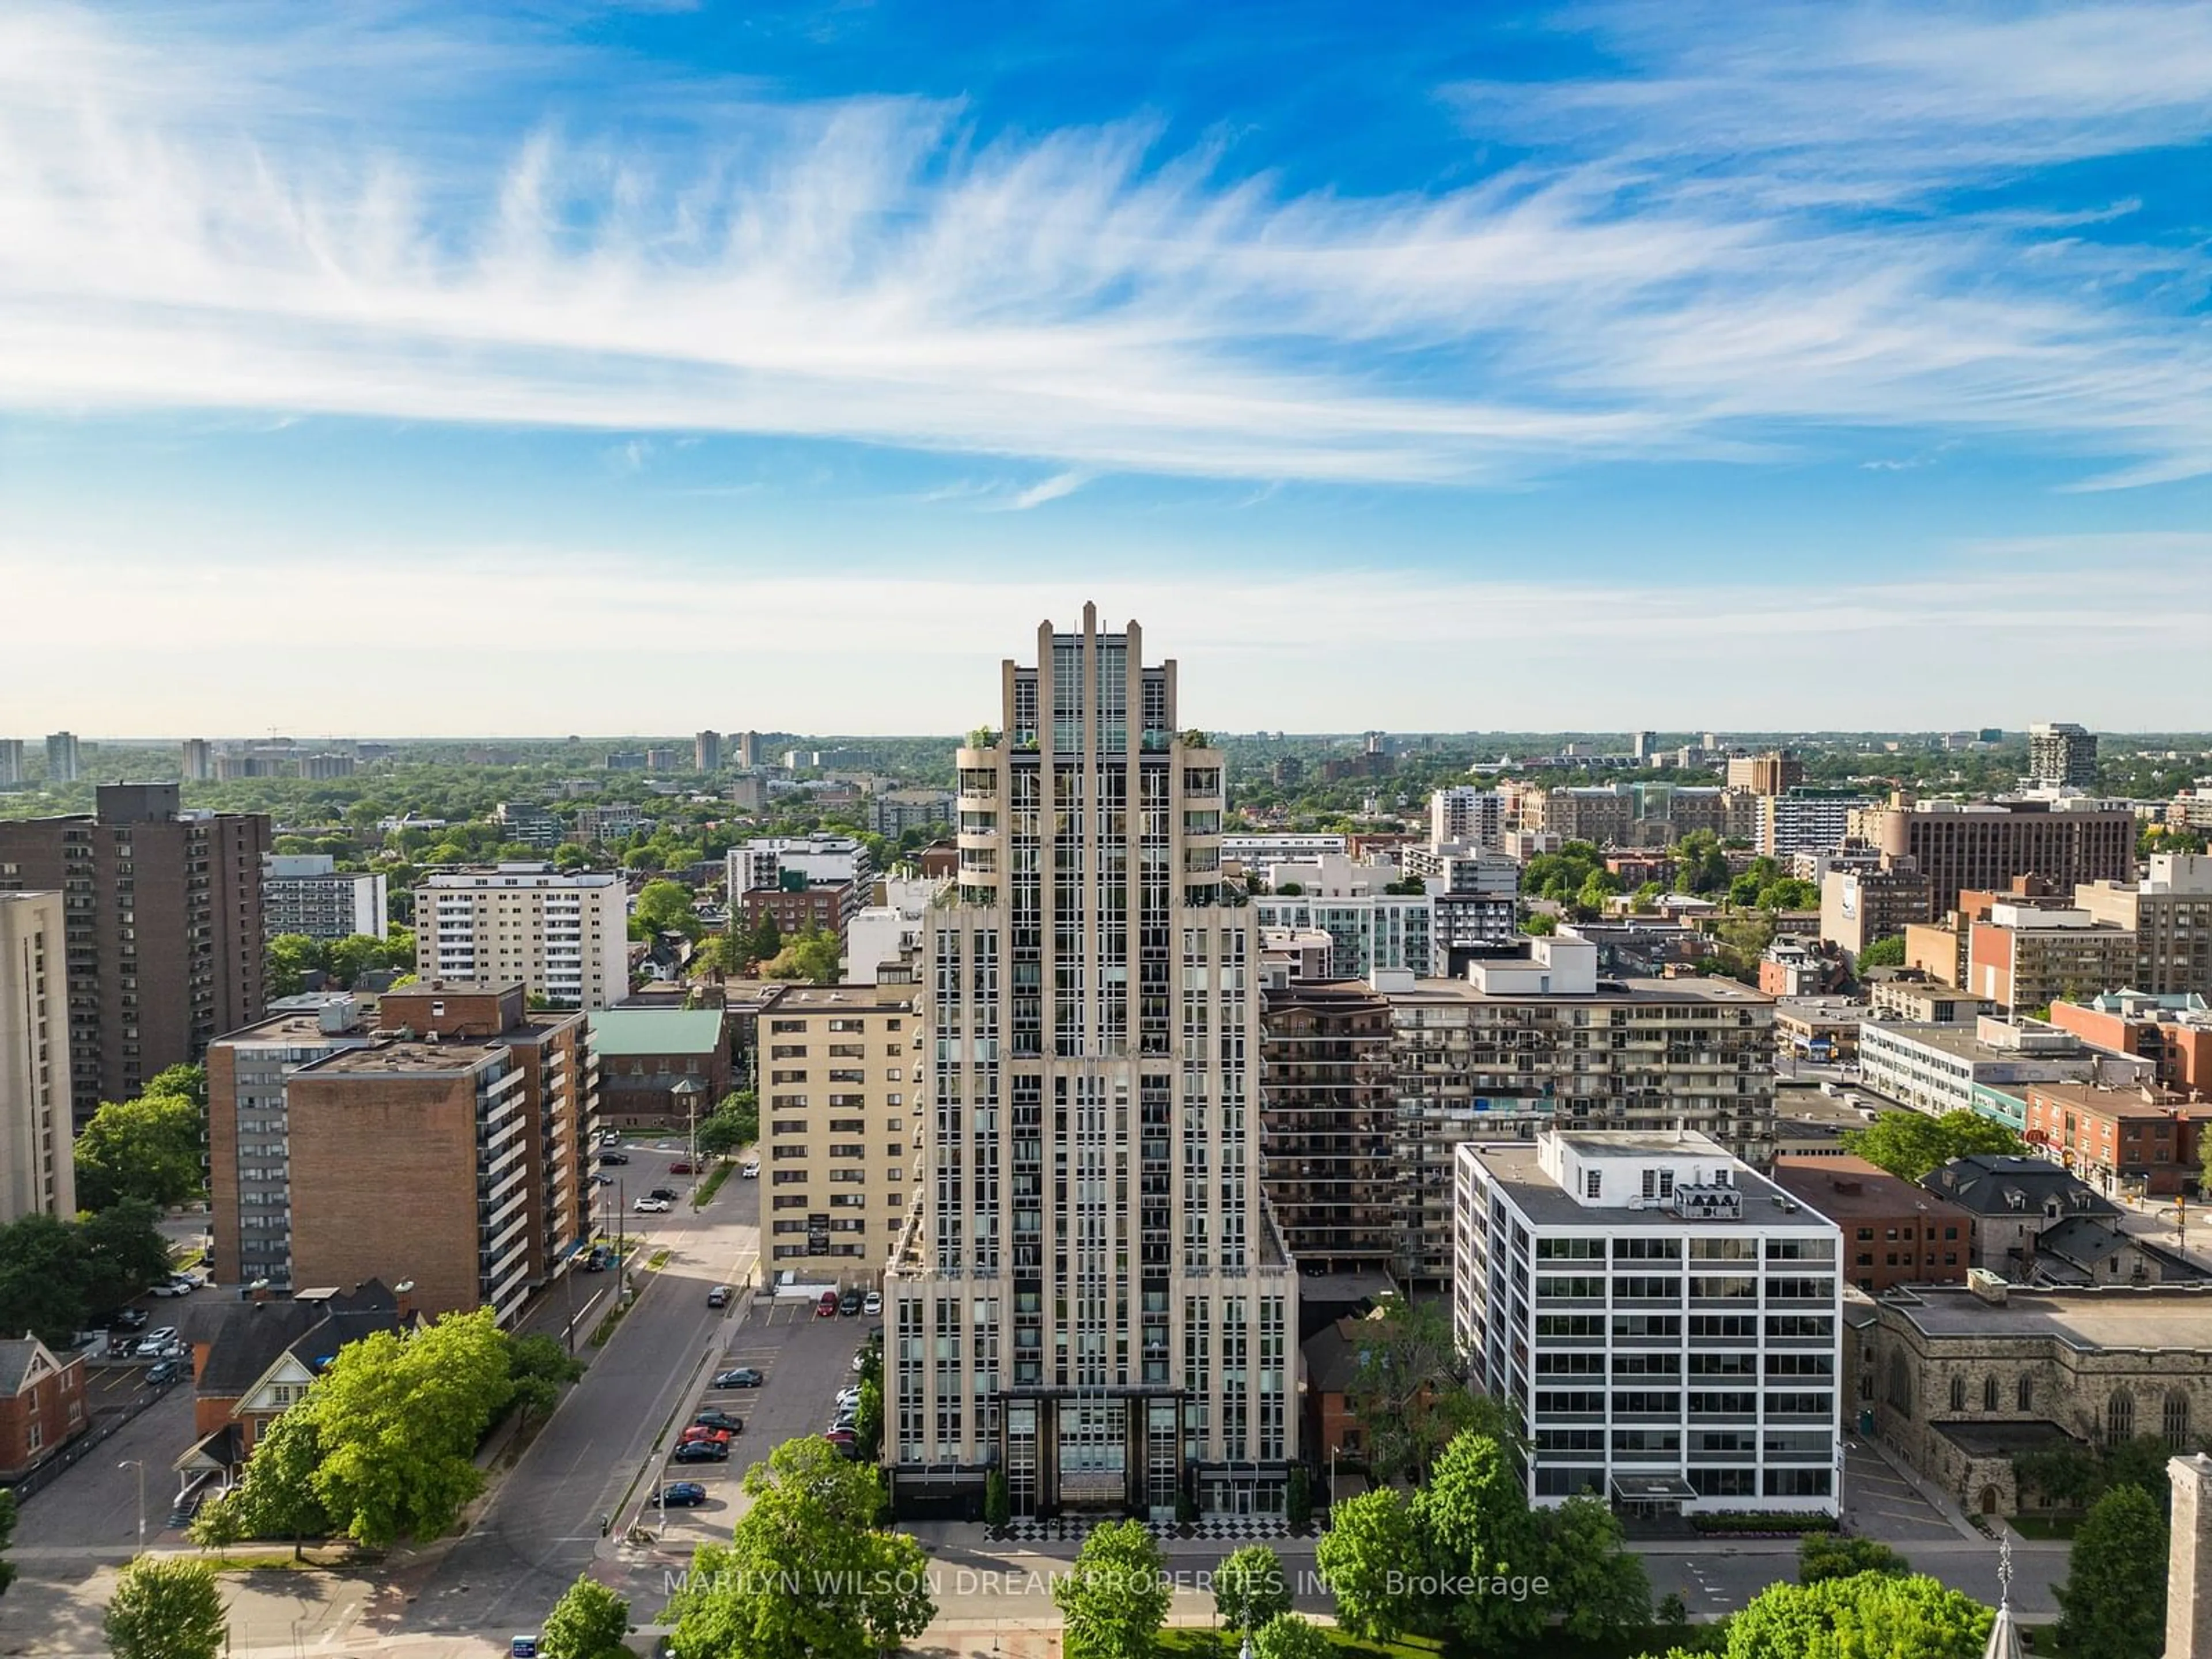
[{"x1": 645, "y1": 1290, "x2": 880, "y2": 1547}]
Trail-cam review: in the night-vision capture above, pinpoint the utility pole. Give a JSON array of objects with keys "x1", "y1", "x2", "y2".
[{"x1": 119, "y1": 1459, "x2": 145, "y2": 1547}]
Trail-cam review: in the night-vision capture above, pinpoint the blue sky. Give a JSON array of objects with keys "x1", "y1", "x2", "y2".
[{"x1": 1, "y1": 1, "x2": 2209, "y2": 736}]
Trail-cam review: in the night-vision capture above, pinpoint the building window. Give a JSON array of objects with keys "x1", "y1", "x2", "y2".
[
  {"x1": 1948, "y1": 1376, "x2": 1966, "y2": 1413},
  {"x1": 1982, "y1": 1375, "x2": 1998, "y2": 1413},
  {"x1": 2107, "y1": 1389, "x2": 2135, "y2": 1445},
  {"x1": 2167, "y1": 1390, "x2": 2192, "y2": 1450},
  {"x1": 2018, "y1": 1376, "x2": 2033, "y2": 1411}
]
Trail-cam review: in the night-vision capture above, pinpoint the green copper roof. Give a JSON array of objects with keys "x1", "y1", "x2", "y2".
[{"x1": 586, "y1": 1008, "x2": 725, "y2": 1057}]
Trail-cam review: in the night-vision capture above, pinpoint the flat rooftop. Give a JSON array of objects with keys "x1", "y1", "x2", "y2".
[
  {"x1": 215, "y1": 1009, "x2": 372, "y2": 1047},
  {"x1": 1465, "y1": 1141, "x2": 1818, "y2": 1230},
  {"x1": 1886, "y1": 1285, "x2": 2212, "y2": 1350},
  {"x1": 767, "y1": 985, "x2": 918, "y2": 1013},
  {"x1": 1862, "y1": 1022, "x2": 2073, "y2": 1063},
  {"x1": 300, "y1": 1040, "x2": 503, "y2": 1076},
  {"x1": 1773, "y1": 1156, "x2": 1970, "y2": 1221},
  {"x1": 1391, "y1": 974, "x2": 1772, "y2": 1007}
]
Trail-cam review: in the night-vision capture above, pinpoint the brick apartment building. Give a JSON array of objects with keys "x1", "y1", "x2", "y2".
[
  {"x1": 1259, "y1": 979, "x2": 1397, "y2": 1273},
  {"x1": 1861, "y1": 792, "x2": 2135, "y2": 916},
  {"x1": 2024, "y1": 1081, "x2": 2198, "y2": 1199},
  {"x1": 1772, "y1": 1154, "x2": 1973, "y2": 1294},
  {"x1": 0, "y1": 1336, "x2": 88, "y2": 1479},
  {"x1": 208, "y1": 982, "x2": 594, "y2": 1322},
  {"x1": 741, "y1": 879, "x2": 857, "y2": 948},
  {"x1": 2049, "y1": 991, "x2": 2212, "y2": 1094},
  {"x1": 1967, "y1": 901, "x2": 2137, "y2": 1014},
  {"x1": 0, "y1": 783, "x2": 268, "y2": 1122}
]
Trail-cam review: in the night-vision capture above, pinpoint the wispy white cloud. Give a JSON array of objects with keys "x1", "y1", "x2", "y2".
[
  {"x1": 0, "y1": 3, "x2": 2206, "y2": 487},
  {"x1": 1, "y1": 533, "x2": 2204, "y2": 732},
  {"x1": 984, "y1": 472, "x2": 1090, "y2": 512}
]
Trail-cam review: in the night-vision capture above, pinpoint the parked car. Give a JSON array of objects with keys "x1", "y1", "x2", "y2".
[
  {"x1": 838, "y1": 1290, "x2": 862, "y2": 1317},
  {"x1": 693, "y1": 1409, "x2": 743, "y2": 1433},
  {"x1": 862, "y1": 1290, "x2": 882, "y2": 1317},
  {"x1": 648, "y1": 1187, "x2": 678, "y2": 1202},
  {"x1": 740, "y1": 1161, "x2": 760, "y2": 1179},
  {"x1": 668, "y1": 1161, "x2": 695, "y2": 1175},
  {"x1": 816, "y1": 1290, "x2": 839, "y2": 1318},
  {"x1": 660, "y1": 1482, "x2": 708, "y2": 1508},
  {"x1": 599, "y1": 1150, "x2": 630, "y2": 1166},
  {"x1": 634, "y1": 1196, "x2": 671, "y2": 1214},
  {"x1": 108, "y1": 1308, "x2": 149, "y2": 1332},
  {"x1": 713, "y1": 1366, "x2": 763, "y2": 1389},
  {"x1": 671, "y1": 1439, "x2": 729, "y2": 1464},
  {"x1": 150, "y1": 1275, "x2": 196, "y2": 1298},
  {"x1": 707, "y1": 1286, "x2": 730, "y2": 1308},
  {"x1": 146, "y1": 1358, "x2": 187, "y2": 1387},
  {"x1": 134, "y1": 1328, "x2": 179, "y2": 1358},
  {"x1": 678, "y1": 1426, "x2": 734, "y2": 1447}
]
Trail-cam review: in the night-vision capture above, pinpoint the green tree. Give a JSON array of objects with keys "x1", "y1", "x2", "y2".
[
  {"x1": 1522, "y1": 910, "x2": 1559, "y2": 936},
  {"x1": 667, "y1": 1437, "x2": 933, "y2": 1659},
  {"x1": 1414, "y1": 1428, "x2": 1546, "y2": 1649},
  {"x1": 1251, "y1": 1614, "x2": 1334, "y2": 1659},
  {"x1": 0, "y1": 1487, "x2": 16, "y2": 1597},
  {"x1": 142, "y1": 1063, "x2": 207, "y2": 1109},
  {"x1": 1719, "y1": 1571, "x2": 1992, "y2": 1659},
  {"x1": 326, "y1": 933, "x2": 398, "y2": 987},
  {"x1": 1343, "y1": 1296, "x2": 1482, "y2": 1484},
  {"x1": 73, "y1": 1090, "x2": 206, "y2": 1210},
  {"x1": 540, "y1": 1574, "x2": 632, "y2": 1659},
  {"x1": 552, "y1": 842, "x2": 590, "y2": 871},
  {"x1": 1055, "y1": 1519, "x2": 1169, "y2": 1659},
  {"x1": 1315, "y1": 1488, "x2": 1422, "y2": 1642},
  {"x1": 694, "y1": 1090, "x2": 759, "y2": 1157},
  {"x1": 634, "y1": 880, "x2": 703, "y2": 941},
  {"x1": 105, "y1": 1556, "x2": 228, "y2": 1659},
  {"x1": 765, "y1": 926, "x2": 841, "y2": 986},
  {"x1": 0, "y1": 1214, "x2": 94, "y2": 1344},
  {"x1": 1857, "y1": 935, "x2": 1908, "y2": 970},
  {"x1": 1214, "y1": 1543, "x2": 1291, "y2": 1635},
  {"x1": 1673, "y1": 831, "x2": 1730, "y2": 895},
  {"x1": 505, "y1": 1332, "x2": 585, "y2": 1434},
  {"x1": 853, "y1": 1376, "x2": 884, "y2": 1460},
  {"x1": 1539, "y1": 1493, "x2": 1651, "y2": 1638},
  {"x1": 77, "y1": 1200, "x2": 173, "y2": 1313},
  {"x1": 2014, "y1": 1441, "x2": 2101, "y2": 1510},
  {"x1": 191, "y1": 1397, "x2": 329, "y2": 1554},
  {"x1": 2057, "y1": 1485, "x2": 2169, "y2": 1659},
  {"x1": 1798, "y1": 1533, "x2": 1910, "y2": 1584},
  {"x1": 1283, "y1": 1464, "x2": 1312, "y2": 1532},
  {"x1": 745, "y1": 913, "x2": 783, "y2": 967},
  {"x1": 266, "y1": 932, "x2": 328, "y2": 998},
  {"x1": 1842, "y1": 1109, "x2": 2027, "y2": 1183},
  {"x1": 983, "y1": 1468, "x2": 1011, "y2": 1530}
]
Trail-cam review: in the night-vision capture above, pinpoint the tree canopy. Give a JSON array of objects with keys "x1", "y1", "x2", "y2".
[
  {"x1": 1708, "y1": 1571, "x2": 1992, "y2": 1659},
  {"x1": 634, "y1": 880, "x2": 703, "y2": 941},
  {"x1": 74, "y1": 1070, "x2": 207, "y2": 1210},
  {"x1": 666, "y1": 1437, "x2": 932, "y2": 1659},
  {"x1": 1342, "y1": 1296, "x2": 1488, "y2": 1484},
  {"x1": 541, "y1": 1574, "x2": 632, "y2": 1659},
  {"x1": 1856, "y1": 935, "x2": 1908, "y2": 970},
  {"x1": 1214, "y1": 1543, "x2": 1292, "y2": 1634},
  {"x1": 2056, "y1": 1484, "x2": 2169, "y2": 1659},
  {"x1": 1842, "y1": 1109, "x2": 2026, "y2": 1182},
  {"x1": 1798, "y1": 1534, "x2": 1909, "y2": 1584},
  {"x1": 1054, "y1": 1519, "x2": 1170, "y2": 1659},
  {"x1": 105, "y1": 1556, "x2": 228, "y2": 1659},
  {"x1": 0, "y1": 1201, "x2": 171, "y2": 1344}
]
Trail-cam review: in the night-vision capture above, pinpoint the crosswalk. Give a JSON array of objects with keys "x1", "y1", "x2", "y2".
[{"x1": 990, "y1": 1516, "x2": 1291, "y2": 1543}]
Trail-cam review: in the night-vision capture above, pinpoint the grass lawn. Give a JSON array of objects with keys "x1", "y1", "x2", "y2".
[{"x1": 2008, "y1": 1514, "x2": 2081, "y2": 1540}]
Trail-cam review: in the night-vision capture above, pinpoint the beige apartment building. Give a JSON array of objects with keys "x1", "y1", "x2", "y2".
[
  {"x1": 0, "y1": 893, "x2": 75, "y2": 1222},
  {"x1": 760, "y1": 983, "x2": 921, "y2": 1278},
  {"x1": 2074, "y1": 854, "x2": 2212, "y2": 999},
  {"x1": 416, "y1": 867, "x2": 628, "y2": 1010}
]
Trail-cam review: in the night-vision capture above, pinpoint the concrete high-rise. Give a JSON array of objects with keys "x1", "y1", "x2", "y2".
[
  {"x1": 0, "y1": 741, "x2": 22, "y2": 787},
  {"x1": 415, "y1": 866, "x2": 627, "y2": 1010},
  {"x1": 263, "y1": 855, "x2": 387, "y2": 941},
  {"x1": 180, "y1": 740, "x2": 213, "y2": 782},
  {"x1": 0, "y1": 784, "x2": 269, "y2": 1121},
  {"x1": 44, "y1": 734, "x2": 81, "y2": 785},
  {"x1": 1862, "y1": 793, "x2": 2134, "y2": 915},
  {"x1": 884, "y1": 605, "x2": 1299, "y2": 1520},
  {"x1": 0, "y1": 893, "x2": 77, "y2": 1222},
  {"x1": 694, "y1": 730, "x2": 722, "y2": 772},
  {"x1": 2028, "y1": 722, "x2": 2099, "y2": 789}
]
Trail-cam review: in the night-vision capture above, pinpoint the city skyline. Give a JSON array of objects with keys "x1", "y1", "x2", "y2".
[{"x1": 2, "y1": 2, "x2": 2209, "y2": 732}]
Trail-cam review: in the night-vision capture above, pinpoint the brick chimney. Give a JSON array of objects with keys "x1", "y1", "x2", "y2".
[{"x1": 2170, "y1": 1453, "x2": 2212, "y2": 1659}]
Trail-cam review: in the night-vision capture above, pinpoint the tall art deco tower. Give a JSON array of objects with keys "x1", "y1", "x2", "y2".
[{"x1": 884, "y1": 605, "x2": 1298, "y2": 1521}]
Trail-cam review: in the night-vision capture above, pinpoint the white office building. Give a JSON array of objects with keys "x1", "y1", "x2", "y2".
[
  {"x1": 263, "y1": 854, "x2": 387, "y2": 941},
  {"x1": 1454, "y1": 1129, "x2": 1843, "y2": 1518},
  {"x1": 1430, "y1": 787, "x2": 1505, "y2": 851},
  {"x1": 885, "y1": 606, "x2": 1298, "y2": 1520},
  {"x1": 1221, "y1": 833, "x2": 1347, "y2": 868},
  {"x1": 415, "y1": 867, "x2": 627, "y2": 1009}
]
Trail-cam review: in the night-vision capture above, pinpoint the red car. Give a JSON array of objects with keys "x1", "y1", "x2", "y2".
[
  {"x1": 679, "y1": 1425, "x2": 734, "y2": 1446},
  {"x1": 668, "y1": 1161, "x2": 695, "y2": 1175},
  {"x1": 816, "y1": 1290, "x2": 839, "y2": 1318}
]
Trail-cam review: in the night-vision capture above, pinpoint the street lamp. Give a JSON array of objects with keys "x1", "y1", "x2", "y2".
[{"x1": 119, "y1": 1459, "x2": 145, "y2": 1547}]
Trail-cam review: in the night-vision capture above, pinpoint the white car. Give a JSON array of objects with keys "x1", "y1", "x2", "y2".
[
  {"x1": 633, "y1": 1196, "x2": 671, "y2": 1214},
  {"x1": 150, "y1": 1275, "x2": 197, "y2": 1298},
  {"x1": 739, "y1": 1161, "x2": 760, "y2": 1179},
  {"x1": 135, "y1": 1328, "x2": 180, "y2": 1358},
  {"x1": 862, "y1": 1290, "x2": 882, "y2": 1316}
]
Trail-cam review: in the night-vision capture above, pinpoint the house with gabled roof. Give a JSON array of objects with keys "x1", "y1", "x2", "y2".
[
  {"x1": 173, "y1": 1281, "x2": 412, "y2": 1491},
  {"x1": 0, "y1": 1335, "x2": 88, "y2": 1479}
]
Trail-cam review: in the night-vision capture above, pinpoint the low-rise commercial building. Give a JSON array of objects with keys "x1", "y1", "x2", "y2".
[
  {"x1": 1772, "y1": 1155, "x2": 1971, "y2": 1293},
  {"x1": 1455, "y1": 1130, "x2": 1843, "y2": 1517},
  {"x1": 2024, "y1": 1081, "x2": 2199, "y2": 1198},
  {"x1": 1773, "y1": 997, "x2": 1863, "y2": 1062},
  {"x1": 1859, "y1": 1018, "x2": 2152, "y2": 1127},
  {"x1": 1868, "y1": 980, "x2": 1995, "y2": 1024}
]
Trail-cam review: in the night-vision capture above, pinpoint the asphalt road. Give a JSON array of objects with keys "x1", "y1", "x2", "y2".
[{"x1": 392, "y1": 1141, "x2": 763, "y2": 1638}]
